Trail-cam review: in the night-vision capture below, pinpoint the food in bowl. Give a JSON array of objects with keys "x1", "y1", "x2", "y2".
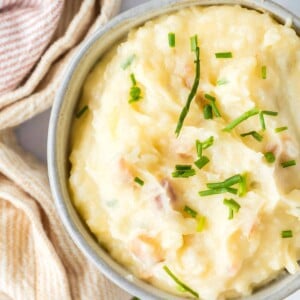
[{"x1": 69, "y1": 5, "x2": 300, "y2": 299}]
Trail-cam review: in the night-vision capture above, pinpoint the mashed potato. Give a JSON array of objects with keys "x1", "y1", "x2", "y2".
[{"x1": 69, "y1": 5, "x2": 300, "y2": 299}]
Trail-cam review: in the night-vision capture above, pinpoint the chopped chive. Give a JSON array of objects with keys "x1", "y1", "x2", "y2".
[
  {"x1": 264, "y1": 152, "x2": 275, "y2": 163},
  {"x1": 163, "y1": 266, "x2": 199, "y2": 298},
  {"x1": 134, "y1": 177, "x2": 144, "y2": 186},
  {"x1": 202, "y1": 136, "x2": 214, "y2": 149},
  {"x1": 76, "y1": 105, "x2": 88, "y2": 119},
  {"x1": 195, "y1": 137, "x2": 213, "y2": 159},
  {"x1": 168, "y1": 32, "x2": 176, "y2": 47},
  {"x1": 172, "y1": 169, "x2": 196, "y2": 178},
  {"x1": 223, "y1": 108, "x2": 259, "y2": 132},
  {"x1": 240, "y1": 131, "x2": 263, "y2": 142},
  {"x1": 281, "y1": 160, "x2": 296, "y2": 168},
  {"x1": 196, "y1": 216, "x2": 206, "y2": 232},
  {"x1": 262, "y1": 110, "x2": 278, "y2": 116},
  {"x1": 194, "y1": 156, "x2": 210, "y2": 169},
  {"x1": 259, "y1": 110, "x2": 278, "y2": 130},
  {"x1": 228, "y1": 208, "x2": 234, "y2": 220},
  {"x1": 215, "y1": 52, "x2": 233, "y2": 58},
  {"x1": 131, "y1": 297, "x2": 141, "y2": 300},
  {"x1": 130, "y1": 73, "x2": 136, "y2": 85},
  {"x1": 175, "y1": 41, "x2": 200, "y2": 136},
  {"x1": 184, "y1": 205, "x2": 198, "y2": 218},
  {"x1": 216, "y1": 78, "x2": 229, "y2": 86},
  {"x1": 206, "y1": 174, "x2": 242, "y2": 189},
  {"x1": 204, "y1": 94, "x2": 215, "y2": 102},
  {"x1": 259, "y1": 111, "x2": 266, "y2": 131},
  {"x1": 203, "y1": 104, "x2": 213, "y2": 119},
  {"x1": 275, "y1": 126, "x2": 288, "y2": 133},
  {"x1": 129, "y1": 87, "x2": 142, "y2": 103},
  {"x1": 281, "y1": 230, "x2": 293, "y2": 238},
  {"x1": 196, "y1": 140, "x2": 203, "y2": 157},
  {"x1": 261, "y1": 65, "x2": 267, "y2": 79},
  {"x1": 223, "y1": 199, "x2": 240, "y2": 212},
  {"x1": 204, "y1": 94, "x2": 221, "y2": 117},
  {"x1": 199, "y1": 187, "x2": 238, "y2": 196},
  {"x1": 121, "y1": 54, "x2": 136, "y2": 70},
  {"x1": 223, "y1": 198, "x2": 240, "y2": 219},
  {"x1": 190, "y1": 35, "x2": 198, "y2": 52},
  {"x1": 175, "y1": 164, "x2": 192, "y2": 170},
  {"x1": 129, "y1": 73, "x2": 142, "y2": 103},
  {"x1": 238, "y1": 173, "x2": 247, "y2": 197}
]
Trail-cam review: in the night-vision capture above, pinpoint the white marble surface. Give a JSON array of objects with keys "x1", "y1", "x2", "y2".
[{"x1": 15, "y1": 0, "x2": 300, "y2": 299}]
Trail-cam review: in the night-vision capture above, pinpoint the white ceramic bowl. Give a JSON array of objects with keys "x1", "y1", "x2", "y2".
[{"x1": 48, "y1": 1, "x2": 300, "y2": 299}]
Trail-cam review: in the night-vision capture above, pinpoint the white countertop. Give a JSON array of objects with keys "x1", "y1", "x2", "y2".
[{"x1": 15, "y1": 0, "x2": 300, "y2": 299}]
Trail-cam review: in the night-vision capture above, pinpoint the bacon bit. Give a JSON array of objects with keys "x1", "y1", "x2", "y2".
[
  {"x1": 130, "y1": 234, "x2": 164, "y2": 266},
  {"x1": 178, "y1": 152, "x2": 193, "y2": 159},
  {"x1": 154, "y1": 194, "x2": 164, "y2": 209},
  {"x1": 195, "y1": 93, "x2": 205, "y2": 111},
  {"x1": 154, "y1": 179, "x2": 178, "y2": 210},
  {"x1": 117, "y1": 158, "x2": 134, "y2": 185},
  {"x1": 162, "y1": 179, "x2": 177, "y2": 203}
]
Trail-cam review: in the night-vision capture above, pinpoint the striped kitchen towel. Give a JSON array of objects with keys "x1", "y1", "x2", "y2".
[
  {"x1": 0, "y1": 0, "x2": 122, "y2": 131},
  {"x1": 0, "y1": 1, "x2": 131, "y2": 299}
]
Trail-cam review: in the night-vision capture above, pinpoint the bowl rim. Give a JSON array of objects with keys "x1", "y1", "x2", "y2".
[{"x1": 48, "y1": 1, "x2": 300, "y2": 299}]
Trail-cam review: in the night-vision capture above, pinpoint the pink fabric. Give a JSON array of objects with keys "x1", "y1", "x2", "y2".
[{"x1": 0, "y1": 0, "x2": 64, "y2": 95}]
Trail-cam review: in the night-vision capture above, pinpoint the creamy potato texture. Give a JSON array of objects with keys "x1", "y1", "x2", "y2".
[{"x1": 69, "y1": 6, "x2": 300, "y2": 299}]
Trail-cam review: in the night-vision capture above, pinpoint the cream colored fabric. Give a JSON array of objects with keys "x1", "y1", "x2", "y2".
[
  {"x1": 0, "y1": 0, "x2": 132, "y2": 299},
  {"x1": 0, "y1": 130, "x2": 130, "y2": 299}
]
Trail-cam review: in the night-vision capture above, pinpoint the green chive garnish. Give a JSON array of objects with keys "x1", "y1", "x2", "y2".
[
  {"x1": 175, "y1": 165, "x2": 192, "y2": 170},
  {"x1": 172, "y1": 169, "x2": 196, "y2": 178},
  {"x1": 175, "y1": 39, "x2": 200, "y2": 136},
  {"x1": 121, "y1": 54, "x2": 136, "y2": 70},
  {"x1": 216, "y1": 78, "x2": 229, "y2": 86},
  {"x1": 76, "y1": 105, "x2": 88, "y2": 119},
  {"x1": 240, "y1": 131, "x2": 263, "y2": 142},
  {"x1": 281, "y1": 230, "x2": 293, "y2": 238},
  {"x1": 196, "y1": 216, "x2": 206, "y2": 232},
  {"x1": 184, "y1": 205, "x2": 198, "y2": 218},
  {"x1": 259, "y1": 111, "x2": 266, "y2": 131},
  {"x1": 168, "y1": 32, "x2": 176, "y2": 47},
  {"x1": 262, "y1": 110, "x2": 278, "y2": 116},
  {"x1": 131, "y1": 297, "x2": 141, "y2": 300},
  {"x1": 205, "y1": 174, "x2": 247, "y2": 197},
  {"x1": 206, "y1": 174, "x2": 243, "y2": 189},
  {"x1": 199, "y1": 187, "x2": 238, "y2": 196},
  {"x1": 281, "y1": 160, "x2": 296, "y2": 168},
  {"x1": 163, "y1": 266, "x2": 199, "y2": 298},
  {"x1": 215, "y1": 52, "x2": 233, "y2": 58},
  {"x1": 203, "y1": 104, "x2": 213, "y2": 119},
  {"x1": 129, "y1": 73, "x2": 142, "y2": 103},
  {"x1": 275, "y1": 126, "x2": 288, "y2": 133},
  {"x1": 194, "y1": 156, "x2": 210, "y2": 169},
  {"x1": 264, "y1": 152, "x2": 275, "y2": 163},
  {"x1": 195, "y1": 136, "x2": 214, "y2": 158},
  {"x1": 190, "y1": 35, "x2": 198, "y2": 52},
  {"x1": 204, "y1": 94, "x2": 221, "y2": 117},
  {"x1": 202, "y1": 136, "x2": 214, "y2": 149},
  {"x1": 223, "y1": 108, "x2": 259, "y2": 132},
  {"x1": 261, "y1": 65, "x2": 267, "y2": 79},
  {"x1": 238, "y1": 173, "x2": 247, "y2": 197},
  {"x1": 196, "y1": 140, "x2": 202, "y2": 157},
  {"x1": 130, "y1": 73, "x2": 136, "y2": 85},
  {"x1": 223, "y1": 198, "x2": 240, "y2": 219},
  {"x1": 134, "y1": 177, "x2": 144, "y2": 186},
  {"x1": 259, "y1": 110, "x2": 278, "y2": 131}
]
